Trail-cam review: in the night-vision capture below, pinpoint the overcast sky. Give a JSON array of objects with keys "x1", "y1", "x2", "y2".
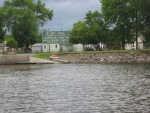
[{"x1": 0, "y1": 0, "x2": 101, "y2": 31}]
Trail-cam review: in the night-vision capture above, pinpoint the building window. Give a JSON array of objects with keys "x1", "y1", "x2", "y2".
[{"x1": 55, "y1": 45, "x2": 57, "y2": 48}]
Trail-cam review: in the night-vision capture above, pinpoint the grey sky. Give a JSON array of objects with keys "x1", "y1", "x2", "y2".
[{"x1": 0, "y1": 0, "x2": 101, "y2": 31}]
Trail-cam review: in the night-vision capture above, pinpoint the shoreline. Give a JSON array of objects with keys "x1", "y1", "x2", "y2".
[
  {"x1": 58, "y1": 52, "x2": 150, "y2": 63},
  {"x1": 1, "y1": 52, "x2": 150, "y2": 65}
]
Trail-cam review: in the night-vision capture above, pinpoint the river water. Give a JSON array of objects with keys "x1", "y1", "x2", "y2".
[{"x1": 0, "y1": 63, "x2": 150, "y2": 113}]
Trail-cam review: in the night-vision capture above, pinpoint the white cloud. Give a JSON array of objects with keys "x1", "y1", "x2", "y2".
[
  {"x1": 0, "y1": 0, "x2": 101, "y2": 31},
  {"x1": 42, "y1": 0, "x2": 101, "y2": 30},
  {"x1": 0, "y1": 1, "x2": 3, "y2": 6}
]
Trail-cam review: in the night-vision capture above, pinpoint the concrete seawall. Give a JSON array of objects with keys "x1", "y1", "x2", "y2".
[{"x1": 0, "y1": 55, "x2": 30, "y2": 64}]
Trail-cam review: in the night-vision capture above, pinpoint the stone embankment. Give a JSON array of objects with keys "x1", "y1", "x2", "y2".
[{"x1": 60, "y1": 52, "x2": 150, "y2": 63}]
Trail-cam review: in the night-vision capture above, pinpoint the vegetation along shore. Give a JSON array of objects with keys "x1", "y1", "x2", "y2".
[{"x1": 33, "y1": 50, "x2": 150, "y2": 64}]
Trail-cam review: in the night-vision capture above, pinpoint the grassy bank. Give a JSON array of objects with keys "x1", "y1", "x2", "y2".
[{"x1": 32, "y1": 50, "x2": 142, "y2": 59}]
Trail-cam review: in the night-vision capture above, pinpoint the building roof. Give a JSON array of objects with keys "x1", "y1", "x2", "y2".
[{"x1": 32, "y1": 43, "x2": 42, "y2": 47}]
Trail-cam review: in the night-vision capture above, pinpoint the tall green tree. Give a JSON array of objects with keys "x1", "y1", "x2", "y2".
[
  {"x1": 36, "y1": 31, "x2": 42, "y2": 43},
  {"x1": 2, "y1": 0, "x2": 53, "y2": 49},
  {"x1": 100, "y1": 0, "x2": 150, "y2": 49},
  {"x1": 0, "y1": 7, "x2": 6, "y2": 43},
  {"x1": 85, "y1": 11, "x2": 108, "y2": 50},
  {"x1": 100, "y1": 0, "x2": 135, "y2": 50},
  {"x1": 0, "y1": 26, "x2": 6, "y2": 43},
  {"x1": 139, "y1": 0, "x2": 150, "y2": 44},
  {"x1": 70, "y1": 21, "x2": 88, "y2": 44},
  {"x1": 70, "y1": 11, "x2": 107, "y2": 50}
]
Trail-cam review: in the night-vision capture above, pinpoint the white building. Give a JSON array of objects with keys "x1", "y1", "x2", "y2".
[
  {"x1": 0, "y1": 43, "x2": 5, "y2": 54},
  {"x1": 42, "y1": 44, "x2": 73, "y2": 52},
  {"x1": 42, "y1": 30, "x2": 84, "y2": 52},
  {"x1": 42, "y1": 43, "x2": 84, "y2": 52},
  {"x1": 32, "y1": 43, "x2": 42, "y2": 53},
  {"x1": 72, "y1": 44, "x2": 84, "y2": 51},
  {"x1": 125, "y1": 36, "x2": 144, "y2": 50}
]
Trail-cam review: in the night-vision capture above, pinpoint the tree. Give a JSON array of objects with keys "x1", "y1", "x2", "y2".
[
  {"x1": 85, "y1": 11, "x2": 108, "y2": 50},
  {"x1": 35, "y1": 31, "x2": 42, "y2": 43},
  {"x1": 0, "y1": 26, "x2": 6, "y2": 43},
  {"x1": 100, "y1": 0, "x2": 136, "y2": 50},
  {"x1": 70, "y1": 11, "x2": 108, "y2": 50},
  {"x1": 139, "y1": 0, "x2": 150, "y2": 45},
  {"x1": 70, "y1": 21, "x2": 88, "y2": 44},
  {"x1": 2, "y1": 0, "x2": 53, "y2": 49},
  {"x1": 6, "y1": 37, "x2": 17, "y2": 49},
  {"x1": 0, "y1": 7, "x2": 6, "y2": 43},
  {"x1": 100, "y1": 0, "x2": 150, "y2": 49}
]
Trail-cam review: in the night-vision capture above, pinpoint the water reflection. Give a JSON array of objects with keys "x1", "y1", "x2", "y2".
[
  {"x1": 0, "y1": 64, "x2": 53, "y2": 74},
  {"x1": 0, "y1": 63, "x2": 150, "y2": 113}
]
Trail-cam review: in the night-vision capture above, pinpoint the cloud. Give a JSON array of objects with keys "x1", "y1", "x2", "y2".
[
  {"x1": 0, "y1": 0, "x2": 101, "y2": 31},
  {"x1": 0, "y1": 0, "x2": 3, "y2": 6},
  {"x1": 42, "y1": 0, "x2": 101, "y2": 31}
]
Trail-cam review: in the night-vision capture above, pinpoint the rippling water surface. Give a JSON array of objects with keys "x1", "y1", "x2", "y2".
[{"x1": 0, "y1": 63, "x2": 150, "y2": 113}]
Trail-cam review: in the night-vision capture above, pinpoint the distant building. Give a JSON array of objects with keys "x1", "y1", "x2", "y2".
[
  {"x1": 42, "y1": 30, "x2": 69, "y2": 52},
  {"x1": 72, "y1": 44, "x2": 84, "y2": 51},
  {"x1": 125, "y1": 36, "x2": 144, "y2": 50},
  {"x1": 0, "y1": 43, "x2": 5, "y2": 54},
  {"x1": 32, "y1": 43, "x2": 42, "y2": 53},
  {"x1": 41, "y1": 30, "x2": 84, "y2": 52}
]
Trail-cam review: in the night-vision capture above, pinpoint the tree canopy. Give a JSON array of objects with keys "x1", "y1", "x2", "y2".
[
  {"x1": 0, "y1": 7, "x2": 6, "y2": 43},
  {"x1": 70, "y1": 11, "x2": 107, "y2": 50},
  {"x1": 100, "y1": 0, "x2": 150, "y2": 49},
  {"x1": 1, "y1": 0, "x2": 53, "y2": 48},
  {"x1": 6, "y1": 37, "x2": 18, "y2": 49}
]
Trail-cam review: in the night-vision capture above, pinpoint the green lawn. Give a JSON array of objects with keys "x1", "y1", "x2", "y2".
[{"x1": 32, "y1": 50, "x2": 142, "y2": 59}]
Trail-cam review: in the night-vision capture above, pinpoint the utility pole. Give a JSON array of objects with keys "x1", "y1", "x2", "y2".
[
  {"x1": 135, "y1": 0, "x2": 139, "y2": 50},
  {"x1": 136, "y1": 10, "x2": 138, "y2": 50}
]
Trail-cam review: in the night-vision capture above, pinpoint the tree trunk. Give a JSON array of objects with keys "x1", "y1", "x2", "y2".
[
  {"x1": 122, "y1": 39, "x2": 125, "y2": 50},
  {"x1": 135, "y1": 10, "x2": 138, "y2": 50},
  {"x1": 25, "y1": 42, "x2": 30, "y2": 49}
]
